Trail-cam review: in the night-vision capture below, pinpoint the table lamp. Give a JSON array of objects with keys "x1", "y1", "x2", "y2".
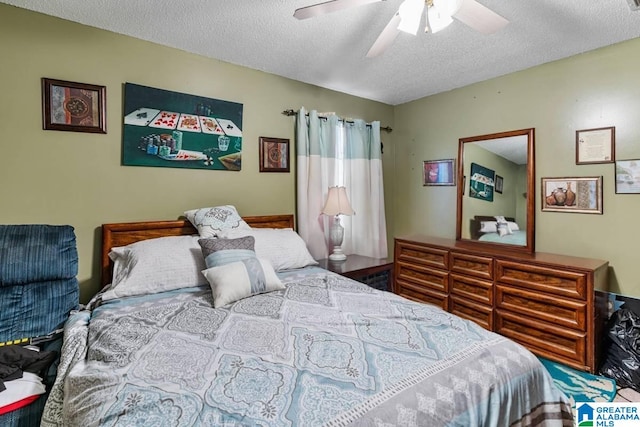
[{"x1": 322, "y1": 186, "x2": 354, "y2": 262}]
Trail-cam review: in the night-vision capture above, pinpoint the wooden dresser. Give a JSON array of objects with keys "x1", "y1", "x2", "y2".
[{"x1": 394, "y1": 235, "x2": 609, "y2": 373}]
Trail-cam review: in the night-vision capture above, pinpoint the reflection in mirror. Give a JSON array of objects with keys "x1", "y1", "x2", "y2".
[{"x1": 456, "y1": 128, "x2": 535, "y2": 254}]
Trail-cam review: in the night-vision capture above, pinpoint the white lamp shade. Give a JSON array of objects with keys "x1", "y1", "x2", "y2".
[{"x1": 322, "y1": 187, "x2": 355, "y2": 216}]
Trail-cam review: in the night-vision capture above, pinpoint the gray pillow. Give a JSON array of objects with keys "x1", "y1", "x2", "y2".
[{"x1": 198, "y1": 236, "x2": 256, "y2": 269}]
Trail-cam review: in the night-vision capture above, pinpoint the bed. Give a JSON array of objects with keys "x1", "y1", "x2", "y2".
[
  {"x1": 41, "y1": 214, "x2": 572, "y2": 426},
  {"x1": 470, "y1": 215, "x2": 527, "y2": 246}
]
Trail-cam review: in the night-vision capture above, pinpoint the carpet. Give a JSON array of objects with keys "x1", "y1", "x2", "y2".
[{"x1": 538, "y1": 357, "x2": 617, "y2": 405}]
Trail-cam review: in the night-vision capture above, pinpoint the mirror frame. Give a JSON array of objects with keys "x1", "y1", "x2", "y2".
[{"x1": 455, "y1": 128, "x2": 536, "y2": 254}]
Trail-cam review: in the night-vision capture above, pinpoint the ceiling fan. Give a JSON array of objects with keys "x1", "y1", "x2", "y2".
[{"x1": 294, "y1": 0, "x2": 509, "y2": 57}]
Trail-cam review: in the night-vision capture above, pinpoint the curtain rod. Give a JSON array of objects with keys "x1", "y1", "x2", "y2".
[{"x1": 281, "y1": 109, "x2": 392, "y2": 133}]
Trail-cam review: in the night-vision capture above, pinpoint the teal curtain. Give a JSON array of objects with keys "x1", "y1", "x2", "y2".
[{"x1": 296, "y1": 108, "x2": 387, "y2": 259}]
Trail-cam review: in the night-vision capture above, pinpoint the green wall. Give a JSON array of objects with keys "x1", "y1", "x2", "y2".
[
  {"x1": 393, "y1": 37, "x2": 640, "y2": 297},
  {"x1": 0, "y1": 4, "x2": 395, "y2": 302},
  {"x1": 3, "y1": 3, "x2": 639, "y2": 300}
]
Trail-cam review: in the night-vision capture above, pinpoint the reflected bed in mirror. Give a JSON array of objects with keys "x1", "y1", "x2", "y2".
[
  {"x1": 470, "y1": 215, "x2": 526, "y2": 246},
  {"x1": 456, "y1": 128, "x2": 535, "y2": 254}
]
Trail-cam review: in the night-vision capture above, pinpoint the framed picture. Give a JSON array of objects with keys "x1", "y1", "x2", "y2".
[
  {"x1": 122, "y1": 83, "x2": 243, "y2": 171},
  {"x1": 615, "y1": 159, "x2": 640, "y2": 194},
  {"x1": 576, "y1": 126, "x2": 615, "y2": 165},
  {"x1": 541, "y1": 176, "x2": 603, "y2": 214},
  {"x1": 42, "y1": 78, "x2": 106, "y2": 133},
  {"x1": 423, "y1": 159, "x2": 456, "y2": 186},
  {"x1": 495, "y1": 175, "x2": 504, "y2": 194},
  {"x1": 259, "y1": 137, "x2": 290, "y2": 172},
  {"x1": 469, "y1": 162, "x2": 495, "y2": 202}
]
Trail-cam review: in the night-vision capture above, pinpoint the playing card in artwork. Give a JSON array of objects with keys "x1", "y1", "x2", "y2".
[
  {"x1": 216, "y1": 118, "x2": 243, "y2": 137},
  {"x1": 124, "y1": 108, "x2": 161, "y2": 126},
  {"x1": 199, "y1": 117, "x2": 225, "y2": 135},
  {"x1": 177, "y1": 114, "x2": 201, "y2": 132},
  {"x1": 148, "y1": 111, "x2": 180, "y2": 129}
]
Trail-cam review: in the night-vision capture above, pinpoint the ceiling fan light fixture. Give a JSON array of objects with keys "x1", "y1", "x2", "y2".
[
  {"x1": 427, "y1": 2, "x2": 454, "y2": 33},
  {"x1": 397, "y1": 0, "x2": 425, "y2": 35}
]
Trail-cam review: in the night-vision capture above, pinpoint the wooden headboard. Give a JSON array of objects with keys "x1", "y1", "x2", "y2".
[
  {"x1": 101, "y1": 214, "x2": 294, "y2": 286},
  {"x1": 469, "y1": 215, "x2": 515, "y2": 240}
]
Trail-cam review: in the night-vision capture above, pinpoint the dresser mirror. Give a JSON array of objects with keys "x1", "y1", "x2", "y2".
[{"x1": 456, "y1": 128, "x2": 535, "y2": 254}]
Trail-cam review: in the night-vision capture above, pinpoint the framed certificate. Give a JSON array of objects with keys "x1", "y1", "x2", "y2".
[{"x1": 576, "y1": 127, "x2": 615, "y2": 165}]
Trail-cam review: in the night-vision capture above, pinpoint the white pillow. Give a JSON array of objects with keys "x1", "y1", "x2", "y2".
[
  {"x1": 217, "y1": 228, "x2": 318, "y2": 271},
  {"x1": 480, "y1": 220, "x2": 520, "y2": 233},
  {"x1": 479, "y1": 221, "x2": 498, "y2": 233},
  {"x1": 102, "y1": 235, "x2": 207, "y2": 301},
  {"x1": 497, "y1": 222, "x2": 512, "y2": 237},
  {"x1": 184, "y1": 205, "x2": 251, "y2": 238},
  {"x1": 202, "y1": 258, "x2": 285, "y2": 308}
]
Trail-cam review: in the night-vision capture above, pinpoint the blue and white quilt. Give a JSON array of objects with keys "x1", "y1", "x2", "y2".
[{"x1": 42, "y1": 267, "x2": 572, "y2": 426}]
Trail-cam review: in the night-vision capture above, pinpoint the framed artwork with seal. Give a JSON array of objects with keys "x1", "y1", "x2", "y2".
[
  {"x1": 576, "y1": 126, "x2": 615, "y2": 165},
  {"x1": 259, "y1": 137, "x2": 290, "y2": 172},
  {"x1": 42, "y1": 78, "x2": 106, "y2": 133}
]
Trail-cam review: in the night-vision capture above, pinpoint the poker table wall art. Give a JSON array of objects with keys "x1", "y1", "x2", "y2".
[{"x1": 122, "y1": 83, "x2": 243, "y2": 171}]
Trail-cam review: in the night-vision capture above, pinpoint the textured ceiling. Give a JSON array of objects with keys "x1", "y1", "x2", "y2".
[{"x1": 3, "y1": 0, "x2": 640, "y2": 105}]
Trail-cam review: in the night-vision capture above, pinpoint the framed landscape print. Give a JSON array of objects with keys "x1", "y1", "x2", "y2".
[
  {"x1": 615, "y1": 159, "x2": 640, "y2": 194},
  {"x1": 42, "y1": 78, "x2": 106, "y2": 133},
  {"x1": 122, "y1": 83, "x2": 243, "y2": 171}
]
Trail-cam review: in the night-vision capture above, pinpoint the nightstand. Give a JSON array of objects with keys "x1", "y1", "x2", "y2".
[{"x1": 316, "y1": 255, "x2": 394, "y2": 291}]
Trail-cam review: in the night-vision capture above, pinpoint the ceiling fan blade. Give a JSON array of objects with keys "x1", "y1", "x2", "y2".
[
  {"x1": 452, "y1": 0, "x2": 508, "y2": 34},
  {"x1": 366, "y1": 12, "x2": 401, "y2": 58},
  {"x1": 294, "y1": 0, "x2": 382, "y2": 20}
]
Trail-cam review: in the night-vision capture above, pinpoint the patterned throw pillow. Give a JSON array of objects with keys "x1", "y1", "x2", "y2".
[
  {"x1": 494, "y1": 215, "x2": 513, "y2": 237},
  {"x1": 201, "y1": 258, "x2": 284, "y2": 308},
  {"x1": 184, "y1": 205, "x2": 251, "y2": 238},
  {"x1": 198, "y1": 236, "x2": 256, "y2": 269}
]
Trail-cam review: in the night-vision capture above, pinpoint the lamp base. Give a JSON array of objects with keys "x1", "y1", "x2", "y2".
[
  {"x1": 329, "y1": 249, "x2": 347, "y2": 262},
  {"x1": 328, "y1": 215, "x2": 347, "y2": 262}
]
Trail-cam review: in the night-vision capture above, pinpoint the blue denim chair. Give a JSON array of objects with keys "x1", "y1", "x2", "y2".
[{"x1": 0, "y1": 225, "x2": 79, "y2": 426}]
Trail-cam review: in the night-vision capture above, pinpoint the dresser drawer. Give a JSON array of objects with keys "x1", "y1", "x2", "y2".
[
  {"x1": 396, "y1": 279, "x2": 448, "y2": 310},
  {"x1": 495, "y1": 259, "x2": 587, "y2": 299},
  {"x1": 450, "y1": 296, "x2": 493, "y2": 330},
  {"x1": 495, "y1": 309, "x2": 586, "y2": 368},
  {"x1": 451, "y1": 252, "x2": 493, "y2": 280},
  {"x1": 450, "y1": 273, "x2": 493, "y2": 305},
  {"x1": 396, "y1": 262, "x2": 449, "y2": 292},
  {"x1": 496, "y1": 284, "x2": 586, "y2": 330},
  {"x1": 395, "y1": 241, "x2": 448, "y2": 270}
]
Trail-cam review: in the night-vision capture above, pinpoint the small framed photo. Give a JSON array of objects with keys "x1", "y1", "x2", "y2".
[
  {"x1": 42, "y1": 78, "x2": 106, "y2": 133},
  {"x1": 576, "y1": 126, "x2": 615, "y2": 165},
  {"x1": 259, "y1": 137, "x2": 290, "y2": 172},
  {"x1": 541, "y1": 176, "x2": 603, "y2": 214},
  {"x1": 615, "y1": 159, "x2": 640, "y2": 194},
  {"x1": 423, "y1": 159, "x2": 456, "y2": 186},
  {"x1": 495, "y1": 175, "x2": 504, "y2": 194}
]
